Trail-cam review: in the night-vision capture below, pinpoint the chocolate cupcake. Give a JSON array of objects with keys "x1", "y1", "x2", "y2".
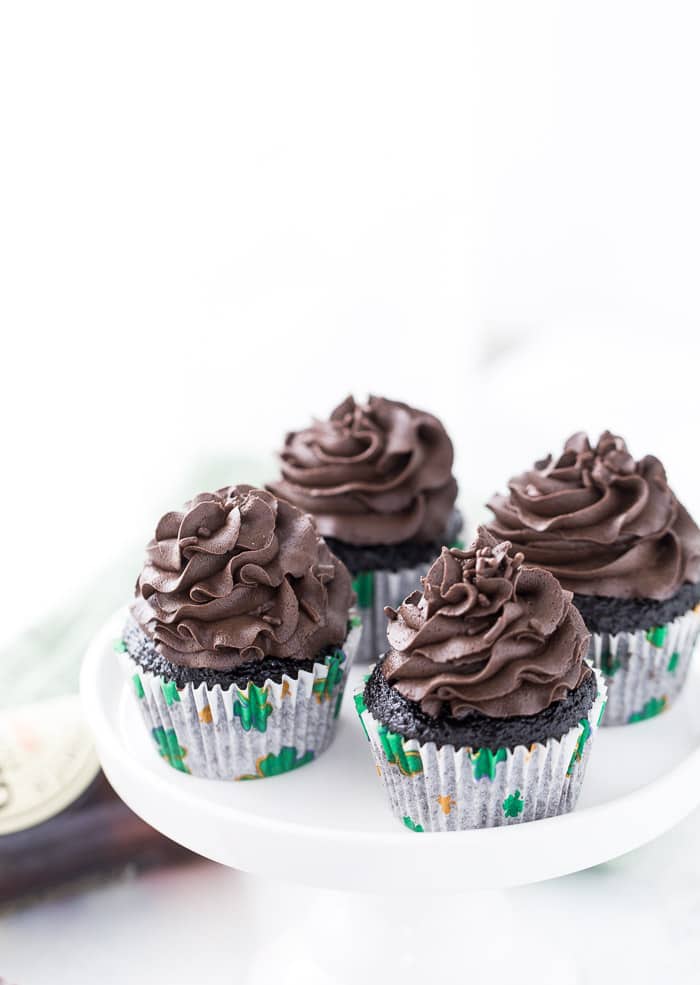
[
  {"x1": 354, "y1": 530, "x2": 605, "y2": 831},
  {"x1": 488, "y1": 432, "x2": 700, "y2": 725},
  {"x1": 268, "y1": 394, "x2": 463, "y2": 662},
  {"x1": 118, "y1": 485, "x2": 358, "y2": 779}
]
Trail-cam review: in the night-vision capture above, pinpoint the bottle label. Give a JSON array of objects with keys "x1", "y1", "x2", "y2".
[{"x1": 0, "y1": 695, "x2": 100, "y2": 835}]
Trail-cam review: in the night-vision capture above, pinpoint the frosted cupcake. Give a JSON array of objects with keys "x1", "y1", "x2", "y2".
[
  {"x1": 354, "y1": 529, "x2": 605, "y2": 831},
  {"x1": 119, "y1": 485, "x2": 357, "y2": 779},
  {"x1": 488, "y1": 432, "x2": 700, "y2": 725},
  {"x1": 268, "y1": 394, "x2": 462, "y2": 661}
]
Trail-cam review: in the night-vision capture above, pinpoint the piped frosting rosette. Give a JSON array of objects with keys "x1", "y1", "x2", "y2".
[
  {"x1": 121, "y1": 485, "x2": 359, "y2": 779},
  {"x1": 487, "y1": 432, "x2": 700, "y2": 724},
  {"x1": 269, "y1": 394, "x2": 463, "y2": 662},
  {"x1": 269, "y1": 394, "x2": 459, "y2": 546},
  {"x1": 354, "y1": 530, "x2": 606, "y2": 831}
]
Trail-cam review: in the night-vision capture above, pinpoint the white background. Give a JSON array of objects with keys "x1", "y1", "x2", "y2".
[
  {"x1": 3, "y1": 2, "x2": 700, "y2": 641},
  {"x1": 3, "y1": 4, "x2": 700, "y2": 980}
]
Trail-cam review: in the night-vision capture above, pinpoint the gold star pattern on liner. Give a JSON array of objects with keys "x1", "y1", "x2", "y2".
[
  {"x1": 281, "y1": 680, "x2": 292, "y2": 699},
  {"x1": 523, "y1": 743, "x2": 539, "y2": 762},
  {"x1": 198, "y1": 704, "x2": 213, "y2": 724},
  {"x1": 375, "y1": 763, "x2": 382, "y2": 777},
  {"x1": 437, "y1": 794, "x2": 454, "y2": 815}
]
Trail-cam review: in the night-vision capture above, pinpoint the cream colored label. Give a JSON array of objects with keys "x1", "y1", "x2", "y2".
[{"x1": 0, "y1": 695, "x2": 100, "y2": 835}]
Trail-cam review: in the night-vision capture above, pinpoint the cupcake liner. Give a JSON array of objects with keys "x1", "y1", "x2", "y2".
[
  {"x1": 119, "y1": 619, "x2": 361, "y2": 780},
  {"x1": 353, "y1": 667, "x2": 606, "y2": 832},
  {"x1": 587, "y1": 604, "x2": 700, "y2": 726},
  {"x1": 352, "y1": 513, "x2": 465, "y2": 664},
  {"x1": 353, "y1": 565, "x2": 431, "y2": 664}
]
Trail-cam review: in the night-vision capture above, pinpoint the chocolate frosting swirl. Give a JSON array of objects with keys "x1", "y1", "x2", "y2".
[
  {"x1": 130, "y1": 485, "x2": 353, "y2": 670},
  {"x1": 487, "y1": 431, "x2": 700, "y2": 600},
  {"x1": 267, "y1": 395, "x2": 458, "y2": 546},
  {"x1": 382, "y1": 529, "x2": 590, "y2": 719}
]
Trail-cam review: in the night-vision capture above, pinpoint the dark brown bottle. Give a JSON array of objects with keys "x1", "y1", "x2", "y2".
[{"x1": 0, "y1": 696, "x2": 193, "y2": 907}]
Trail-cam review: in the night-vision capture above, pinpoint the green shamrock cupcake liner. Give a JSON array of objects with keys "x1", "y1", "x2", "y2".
[
  {"x1": 353, "y1": 666, "x2": 606, "y2": 832},
  {"x1": 587, "y1": 605, "x2": 700, "y2": 727},
  {"x1": 120, "y1": 619, "x2": 361, "y2": 780},
  {"x1": 353, "y1": 513, "x2": 464, "y2": 664}
]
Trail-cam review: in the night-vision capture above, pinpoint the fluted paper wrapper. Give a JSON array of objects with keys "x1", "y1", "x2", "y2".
[
  {"x1": 352, "y1": 512, "x2": 464, "y2": 663},
  {"x1": 119, "y1": 620, "x2": 361, "y2": 780},
  {"x1": 354, "y1": 667, "x2": 606, "y2": 832},
  {"x1": 353, "y1": 564, "x2": 431, "y2": 664},
  {"x1": 587, "y1": 605, "x2": 700, "y2": 727}
]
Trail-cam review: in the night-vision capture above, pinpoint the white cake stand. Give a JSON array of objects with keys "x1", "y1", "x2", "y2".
[{"x1": 80, "y1": 608, "x2": 700, "y2": 893}]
